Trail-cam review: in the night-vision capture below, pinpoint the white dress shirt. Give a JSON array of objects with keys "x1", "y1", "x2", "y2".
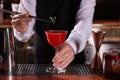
[{"x1": 14, "y1": 0, "x2": 96, "y2": 54}]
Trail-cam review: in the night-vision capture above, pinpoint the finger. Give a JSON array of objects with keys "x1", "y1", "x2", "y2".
[
  {"x1": 53, "y1": 54, "x2": 74, "y2": 69},
  {"x1": 11, "y1": 18, "x2": 29, "y2": 32},
  {"x1": 21, "y1": 17, "x2": 32, "y2": 23},
  {"x1": 52, "y1": 43, "x2": 72, "y2": 62},
  {"x1": 52, "y1": 44, "x2": 75, "y2": 69},
  {"x1": 11, "y1": 17, "x2": 31, "y2": 25},
  {"x1": 60, "y1": 55, "x2": 74, "y2": 69},
  {"x1": 12, "y1": 12, "x2": 30, "y2": 20},
  {"x1": 12, "y1": 14, "x2": 25, "y2": 20},
  {"x1": 52, "y1": 45, "x2": 68, "y2": 61},
  {"x1": 11, "y1": 18, "x2": 21, "y2": 25},
  {"x1": 54, "y1": 50, "x2": 74, "y2": 68},
  {"x1": 25, "y1": 11, "x2": 30, "y2": 17},
  {"x1": 53, "y1": 50, "x2": 70, "y2": 64}
]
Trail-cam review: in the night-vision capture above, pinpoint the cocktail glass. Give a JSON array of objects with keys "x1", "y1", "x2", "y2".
[{"x1": 45, "y1": 30, "x2": 68, "y2": 73}]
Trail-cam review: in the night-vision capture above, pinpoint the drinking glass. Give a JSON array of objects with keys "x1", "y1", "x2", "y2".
[{"x1": 45, "y1": 30, "x2": 68, "y2": 73}]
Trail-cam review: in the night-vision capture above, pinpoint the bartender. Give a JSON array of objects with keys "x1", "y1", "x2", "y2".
[{"x1": 11, "y1": 0, "x2": 95, "y2": 69}]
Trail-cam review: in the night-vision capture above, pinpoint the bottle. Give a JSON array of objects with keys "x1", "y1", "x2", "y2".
[
  {"x1": 84, "y1": 36, "x2": 95, "y2": 65},
  {"x1": 0, "y1": 0, "x2": 3, "y2": 24}
]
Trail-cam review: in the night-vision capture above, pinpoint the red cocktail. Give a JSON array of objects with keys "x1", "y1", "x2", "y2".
[
  {"x1": 45, "y1": 30, "x2": 67, "y2": 47},
  {"x1": 45, "y1": 30, "x2": 68, "y2": 73}
]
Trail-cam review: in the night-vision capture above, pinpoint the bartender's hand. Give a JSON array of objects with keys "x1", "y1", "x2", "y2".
[
  {"x1": 52, "y1": 43, "x2": 75, "y2": 69},
  {"x1": 11, "y1": 12, "x2": 32, "y2": 32}
]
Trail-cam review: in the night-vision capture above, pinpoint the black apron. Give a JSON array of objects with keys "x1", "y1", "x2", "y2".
[{"x1": 34, "y1": 0, "x2": 85, "y2": 64}]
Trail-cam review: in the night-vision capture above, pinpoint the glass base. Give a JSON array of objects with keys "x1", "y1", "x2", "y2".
[
  {"x1": 57, "y1": 68, "x2": 66, "y2": 73},
  {"x1": 46, "y1": 67, "x2": 66, "y2": 74}
]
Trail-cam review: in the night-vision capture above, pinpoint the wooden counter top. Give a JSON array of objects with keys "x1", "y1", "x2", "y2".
[
  {"x1": 0, "y1": 19, "x2": 12, "y2": 28},
  {"x1": 0, "y1": 75, "x2": 106, "y2": 80},
  {"x1": 93, "y1": 20, "x2": 120, "y2": 25}
]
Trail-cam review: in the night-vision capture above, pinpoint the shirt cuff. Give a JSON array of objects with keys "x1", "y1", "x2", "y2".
[
  {"x1": 13, "y1": 28, "x2": 34, "y2": 43},
  {"x1": 65, "y1": 30, "x2": 87, "y2": 54}
]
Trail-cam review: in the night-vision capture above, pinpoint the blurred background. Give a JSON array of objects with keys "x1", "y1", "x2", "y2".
[
  {"x1": 1, "y1": 0, "x2": 120, "y2": 21},
  {"x1": 0, "y1": 0, "x2": 120, "y2": 64}
]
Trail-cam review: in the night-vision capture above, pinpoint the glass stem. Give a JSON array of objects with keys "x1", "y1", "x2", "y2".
[
  {"x1": 55, "y1": 46, "x2": 58, "y2": 54},
  {"x1": 54, "y1": 46, "x2": 66, "y2": 73}
]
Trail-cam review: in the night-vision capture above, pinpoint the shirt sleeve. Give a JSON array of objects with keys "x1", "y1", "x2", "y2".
[
  {"x1": 65, "y1": 0, "x2": 96, "y2": 54},
  {"x1": 13, "y1": 0, "x2": 36, "y2": 42}
]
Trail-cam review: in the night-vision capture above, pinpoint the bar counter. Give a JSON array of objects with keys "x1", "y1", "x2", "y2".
[{"x1": 0, "y1": 64, "x2": 109, "y2": 80}]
